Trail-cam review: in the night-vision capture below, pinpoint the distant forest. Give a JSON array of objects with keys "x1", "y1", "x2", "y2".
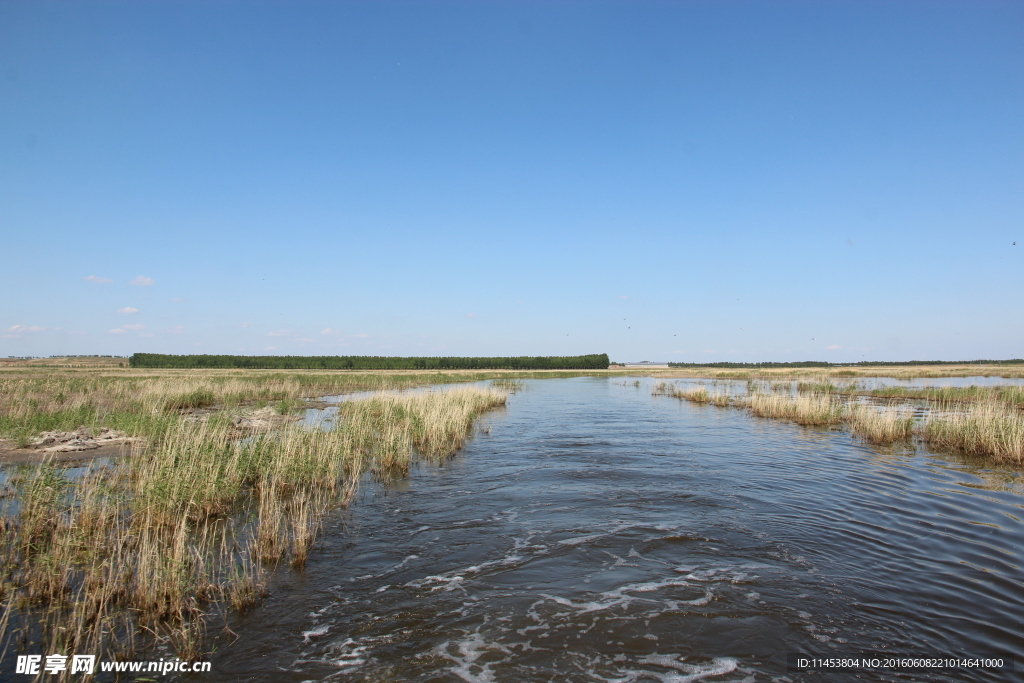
[
  {"x1": 129, "y1": 353, "x2": 610, "y2": 370},
  {"x1": 667, "y1": 359, "x2": 1024, "y2": 369}
]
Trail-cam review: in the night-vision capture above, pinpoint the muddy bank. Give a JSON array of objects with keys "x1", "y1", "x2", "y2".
[
  {"x1": 0, "y1": 428, "x2": 140, "y2": 465},
  {"x1": 0, "y1": 404, "x2": 308, "y2": 466}
]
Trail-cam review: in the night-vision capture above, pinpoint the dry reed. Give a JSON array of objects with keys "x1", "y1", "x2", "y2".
[
  {"x1": 746, "y1": 393, "x2": 845, "y2": 426},
  {"x1": 924, "y1": 401, "x2": 1024, "y2": 462},
  {"x1": 652, "y1": 383, "x2": 712, "y2": 404},
  {"x1": 846, "y1": 404, "x2": 915, "y2": 444},
  {"x1": 0, "y1": 378, "x2": 506, "y2": 668}
]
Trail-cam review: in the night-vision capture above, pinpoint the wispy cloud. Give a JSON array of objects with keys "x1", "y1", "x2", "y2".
[
  {"x1": 825, "y1": 344, "x2": 842, "y2": 350},
  {"x1": 264, "y1": 346, "x2": 278, "y2": 351},
  {"x1": 240, "y1": 322, "x2": 251, "y2": 328},
  {"x1": 464, "y1": 313, "x2": 477, "y2": 318},
  {"x1": 320, "y1": 327, "x2": 337, "y2": 335},
  {"x1": 266, "y1": 330, "x2": 292, "y2": 337},
  {"x1": 129, "y1": 276, "x2": 155, "y2": 286},
  {"x1": 2, "y1": 324, "x2": 45, "y2": 338},
  {"x1": 293, "y1": 337, "x2": 315, "y2": 343},
  {"x1": 617, "y1": 295, "x2": 629, "y2": 300},
  {"x1": 83, "y1": 275, "x2": 113, "y2": 284},
  {"x1": 107, "y1": 328, "x2": 126, "y2": 334},
  {"x1": 164, "y1": 326, "x2": 185, "y2": 334},
  {"x1": 116, "y1": 307, "x2": 139, "y2": 314},
  {"x1": 122, "y1": 323, "x2": 146, "y2": 331},
  {"x1": 354, "y1": 333, "x2": 370, "y2": 338}
]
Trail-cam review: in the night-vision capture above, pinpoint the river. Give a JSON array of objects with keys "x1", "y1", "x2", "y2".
[{"x1": 207, "y1": 376, "x2": 1024, "y2": 682}]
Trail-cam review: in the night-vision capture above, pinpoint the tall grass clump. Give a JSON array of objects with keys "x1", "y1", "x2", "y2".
[
  {"x1": 746, "y1": 393, "x2": 845, "y2": 426},
  {"x1": 491, "y1": 379, "x2": 525, "y2": 393},
  {"x1": 652, "y1": 383, "x2": 712, "y2": 404},
  {"x1": 846, "y1": 405, "x2": 915, "y2": 444},
  {"x1": 924, "y1": 401, "x2": 1024, "y2": 462}
]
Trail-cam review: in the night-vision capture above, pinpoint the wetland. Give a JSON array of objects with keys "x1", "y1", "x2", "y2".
[{"x1": 2, "y1": 369, "x2": 1023, "y2": 681}]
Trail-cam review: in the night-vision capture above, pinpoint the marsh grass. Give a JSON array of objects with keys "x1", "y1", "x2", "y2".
[
  {"x1": 654, "y1": 380, "x2": 1023, "y2": 456},
  {"x1": 652, "y1": 383, "x2": 712, "y2": 404},
  {"x1": 745, "y1": 393, "x2": 845, "y2": 426},
  {"x1": 867, "y1": 385, "x2": 1024, "y2": 409},
  {"x1": 491, "y1": 379, "x2": 525, "y2": 393},
  {"x1": 924, "y1": 401, "x2": 1024, "y2": 462},
  {"x1": 847, "y1": 404, "x2": 916, "y2": 444},
  {"x1": 653, "y1": 365, "x2": 1024, "y2": 380},
  {"x1": 0, "y1": 375, "x2": 507, "y2": 669},
  {"x1": 709, "y1": 392, "x2": 732, "y2": 407},
  {"x1": 794, "y1": 382, "x2": 1024, "y2": 413}
]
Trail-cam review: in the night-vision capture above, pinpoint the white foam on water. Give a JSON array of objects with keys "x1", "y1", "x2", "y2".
[
  {"x1": 301, "y1": 624, "x2": 329, "y2": 643},
  {"x1": 434, "y1": 633, "x2": 498, "y2": 683},
  {"x1": 607, "y1": 655, "x2": 739, "y2": 683},
  {"x1": 404, "y1": 552, "x2": 524, "y2": 592},
  {"x1": 559, "y1": 533, "x2": 604, "y2": 546},
  {"x1": 294, "y1": 636, "x2": 372, "y2": 670},
  {"x1": 541, "y1": 577, "x2": 710, "y2": 615},
  {"x1": 391, "y1": 554, "x2": 419, "y2": 571}
]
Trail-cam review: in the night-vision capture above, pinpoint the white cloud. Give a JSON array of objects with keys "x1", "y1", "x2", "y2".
[
  {"x1": 464, "y1": 313, "x2": 477, "y2": 318},
  {"x1": 266, "y1": 330, "x2": 292, "y2": 337},
  {"x1": 240, "y1": 322, "x2": 251, "y2": 328},
  {"x1": 2, "y1": 324, "x2": 45, "y2": 338},
  {"x1": 129, "y1": 276, "x2": 155, "y2": 286},
  {"x1": 320, "y1": 328, "x2": 336, "y2": 335},
  {"x1": 83, "y1": 275, "x2": 113, "y2": 284},
  {"x1": 107, "y1": 328, "x2": 126, "y2": 334},
  {"x1": 264, "y1": 346, "x2": 278, "y2": 351},
  {"x1": 116, "y1": 307, "x2": 139, "y2": 314},
  {"x1": 122, "y1": 323, "x2": 146, "y2": 331},
  {"x1": 825, "y1": 344, "x2": 842, "y2": 350},
  {"x1": 354, "y1": 333, "x2": 370, "y2": 338}
]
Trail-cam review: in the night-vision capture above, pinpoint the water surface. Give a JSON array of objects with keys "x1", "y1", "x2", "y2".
[{"x1": 209, "y1": 377, "x2": 1024, "y2": 682}]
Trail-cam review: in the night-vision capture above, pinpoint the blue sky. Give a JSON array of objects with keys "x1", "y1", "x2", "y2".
[{"x1": 2, "y1": 1, "x2": 1021, "y2": 362}]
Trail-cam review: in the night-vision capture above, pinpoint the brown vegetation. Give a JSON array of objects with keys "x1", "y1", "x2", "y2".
[{"x1": 0, "y1": 368, "x2": 508, "y2": 668}]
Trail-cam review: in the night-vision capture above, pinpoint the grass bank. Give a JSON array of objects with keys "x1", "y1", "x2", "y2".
[
  {"x1": 648, "y1": 364, "x2": 1024, "y2": 380},
  {"x1": 655, "y1": 382, "x2": 1024, "y2": 459},
  {"x1": 0, "y1": 369, "x2": 513, "y2": 668}
]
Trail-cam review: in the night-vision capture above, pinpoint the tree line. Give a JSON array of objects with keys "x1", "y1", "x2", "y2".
[{"x1": 130, "y1": 353, "x2": 610, "y2": 370}]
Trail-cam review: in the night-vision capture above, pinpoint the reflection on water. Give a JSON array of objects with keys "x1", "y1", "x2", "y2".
[{"x1": 204, "y1": 378, "x2": 1022, "y2": 682}]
